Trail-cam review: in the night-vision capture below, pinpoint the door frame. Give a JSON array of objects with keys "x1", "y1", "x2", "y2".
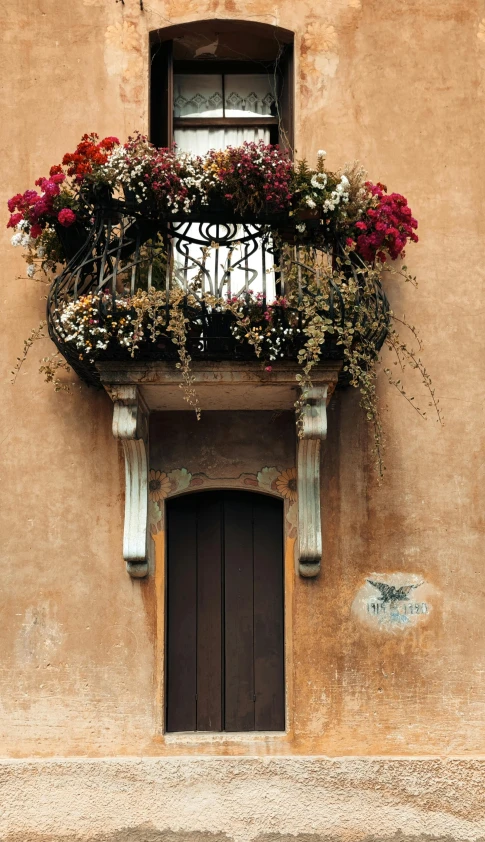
[{"x1": 150, "y1": 469, "x2": 296, "y2": 743}]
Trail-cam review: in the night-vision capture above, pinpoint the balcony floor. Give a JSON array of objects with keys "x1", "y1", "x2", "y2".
[{"x1": 96, "y1": 360, "x2": 342, "y2": 411}]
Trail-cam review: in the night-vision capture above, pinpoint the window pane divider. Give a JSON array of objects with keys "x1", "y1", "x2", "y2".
[{"x1": 173, "y1": 117, "x2": 278, "y2": 128}]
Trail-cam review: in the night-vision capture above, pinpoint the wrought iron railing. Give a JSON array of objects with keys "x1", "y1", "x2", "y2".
[{"x1": 47, "y1": 203, "x2": 390, "y2": 386}]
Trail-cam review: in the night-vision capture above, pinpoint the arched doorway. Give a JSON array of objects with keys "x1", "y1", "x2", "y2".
[{"x1": 166, "y1": 489, "x2": 285, "y2": 732}]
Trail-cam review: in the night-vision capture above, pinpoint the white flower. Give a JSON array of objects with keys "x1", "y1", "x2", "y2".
[
  {"x1": 10, "y1": 233, "x2": 22, "y2": 247},
  {"x1": 26, "y1": 264, "x2": 36, "y2": 278},
  {"x1": 311, "y1": 173, "x2": 327, "y2": 189},
  {"x1": 257, "y1": 466, "x2": 280, "y2": 491},
  {"x1": 317, "y1": 150, "x2": 327, "y2": 159},
  {"x1": 286, "y1": 501, "x2": 298, "y2": 531},
  {"x1": 149, "y1": 500, "x2": 162, "y2": 527},
  {"x1": 168, "y1": 468, "x2": 191, "y2": 492},
  {"x1": 306, "y1": 197, "x2": 316, "y2": 209},
  {"x1": 296, "y1": 222, "x2": 307, "y2": 232}
]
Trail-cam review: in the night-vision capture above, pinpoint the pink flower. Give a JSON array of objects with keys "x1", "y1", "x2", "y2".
[
  {"x1": 30, "y1": 200, "x2": 49, "y2": 219},
  {"x1": 43, "y1": 180, "x2": 60, "y2": 197},
  {"x1": 57, "y1": 208, "x2": 76, "y2": 227},
  {"x1": 23, "y1": 190, "x2": 39, "y2": 205},
  {"x1": 265, "y1": 365, "x2": 272, "y2": 372},
  {"x1": 355, "y1": 182, "x2": 418, "y2": 262}
]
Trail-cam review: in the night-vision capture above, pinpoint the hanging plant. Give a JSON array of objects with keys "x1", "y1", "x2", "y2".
[{"x1": 8, "y1": 133, "x2": 441, "y2": 476}]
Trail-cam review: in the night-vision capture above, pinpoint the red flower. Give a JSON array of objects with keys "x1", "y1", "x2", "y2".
[
  {"x1": 23, "y1": 190, "x2": 39, "y2": 205},
  {"x1": 57, "y1": 208, "x2": 77, "y2": 227},
  {"x1": 30, "y1": 223, "x2": 43, "y2": 238},
  {"x1": 99, "y1": 136, "x2": 119, "y2": 150},
  {"x1": 7, "y1": 212, "x2": 23, "y2": 228},
  {"x1": 61, "y1": 133, "x2": 117, "y2": 182},
  {"x1": 7, "y1": 194, "x2": 23, "y2": 213}
]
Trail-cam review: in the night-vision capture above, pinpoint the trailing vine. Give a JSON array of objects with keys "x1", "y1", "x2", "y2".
[{"x1": 7, "y1": 134, "x2": 442, "y2": 475}]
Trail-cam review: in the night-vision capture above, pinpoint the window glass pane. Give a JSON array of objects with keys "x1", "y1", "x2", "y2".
[
  {"x1": 174, "y1": 74, "x2": 223, "y2": 117},
  {"x1": 224, "y1": 74, "x2": 276, "y2": 117}
]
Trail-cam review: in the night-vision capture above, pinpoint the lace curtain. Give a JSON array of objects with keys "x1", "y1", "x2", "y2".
[
  {"x1": 173, "y1": 73, "x2": 276, "y2": 116},
  {"x1": 173, "y1": 73, "x2": 275, "y2": 152}
]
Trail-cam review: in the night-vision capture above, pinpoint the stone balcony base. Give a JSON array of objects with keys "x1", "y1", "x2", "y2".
[
  {"x1": 96, "y1": 360, "x2": 342, "y2": 411},
  {"x1": 96, "y1": 360, "x2": 343, "y2": 579}
]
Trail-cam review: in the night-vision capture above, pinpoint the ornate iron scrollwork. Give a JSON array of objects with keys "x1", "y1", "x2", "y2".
[{"x1": 47, "y1": 205, "x2": 390, "y2": 387}]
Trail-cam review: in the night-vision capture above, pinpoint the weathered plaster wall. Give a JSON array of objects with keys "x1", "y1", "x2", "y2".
[
  {"x1": 1, "y1": 758, "x2": 485, "y2": 842},
  {"x1": 0, "y1": 0, "x2": 484, "y2": 785}
]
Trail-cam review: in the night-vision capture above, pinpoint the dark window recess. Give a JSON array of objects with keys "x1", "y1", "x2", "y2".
[
  {"x1": 150, "y1": 24, "x2": 294, "y2": 152},
  {"x1": 166, "y1": 490, "x2": 285, "y2": 732},
  {"x1": 150, "y1": 39, "x2": 173, "y2": 150}
]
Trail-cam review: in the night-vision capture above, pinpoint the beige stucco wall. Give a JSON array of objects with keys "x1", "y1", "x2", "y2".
[
  {"x1": 1, "y1": 757, "x2": 485, "y2": 842},
  {"x1": 1, "y1": 0, "x2": 485, "y2": 835}
]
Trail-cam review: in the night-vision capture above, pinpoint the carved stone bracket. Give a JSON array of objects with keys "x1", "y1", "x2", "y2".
[
  {"x1": 97, "y1": 361, "x2": 341, "y2": 581},
  {"x1": 297, "y1": 386, "x2": 328, "y2": 578},
  {"x1": 110, "y1": 385, "x2": 149, "y2": 579}
]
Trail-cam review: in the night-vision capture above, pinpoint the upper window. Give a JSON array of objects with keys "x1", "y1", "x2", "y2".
[{"x1": 150, "y1": 20, "x2": 294, "y2": 154}]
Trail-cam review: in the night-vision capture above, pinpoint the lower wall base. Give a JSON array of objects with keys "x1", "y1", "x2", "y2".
[{"x1": 1, "y1": 757, "x2": 484, "y2": 842}]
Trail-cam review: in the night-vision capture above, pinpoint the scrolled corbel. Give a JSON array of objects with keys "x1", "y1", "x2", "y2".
[
  {"x1": 111, "y1": 386, "x2": 149, "y2": 578},
  {"x1": 297, "y1": 386, "x2": 328, "y2": 578}
]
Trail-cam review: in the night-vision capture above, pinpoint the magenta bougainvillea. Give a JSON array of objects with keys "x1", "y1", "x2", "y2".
[
  {"x1": 57, "y1": 208, "x2": 77, "y2": 227},
  {"x1": 206, "y1": 142, "x2": 293, "y2": 214},
  {"x1": 355, "y1": 182, "x2": 418, "y2": 263}
]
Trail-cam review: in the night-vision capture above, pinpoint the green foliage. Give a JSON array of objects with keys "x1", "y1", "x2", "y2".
[{"x1": 14, "y1": 244, "x2": 442, "y2": 477}]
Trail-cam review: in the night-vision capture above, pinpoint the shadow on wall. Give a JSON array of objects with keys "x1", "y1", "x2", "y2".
[{"x1": 1, "y1": 830, "x2": 473, "y2": 842}]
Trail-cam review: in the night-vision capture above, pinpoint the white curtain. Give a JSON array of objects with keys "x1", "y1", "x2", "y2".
[
  {"x1": 172, "y1": 73, "x2": 277, "y2": 300},
  {"x1": 174, "y1": 127, "x2": 270, "y2": 155}
]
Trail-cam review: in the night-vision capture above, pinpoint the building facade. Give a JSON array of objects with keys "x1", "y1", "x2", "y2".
[{"x1": 1, "y1": 0, "x2": 485, "y2": 839}]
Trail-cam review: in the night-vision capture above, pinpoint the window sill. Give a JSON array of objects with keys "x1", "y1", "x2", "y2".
[{"x1": 163, "y1": 730, "x2": 287, "y2": 744}]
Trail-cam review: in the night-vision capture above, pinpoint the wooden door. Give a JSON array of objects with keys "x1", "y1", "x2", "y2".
[{"x1": 166, "y1": 490, "x2": 284, "y2": 732}]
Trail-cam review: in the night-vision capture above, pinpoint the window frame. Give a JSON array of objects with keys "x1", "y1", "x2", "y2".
[{"x1": 150, "y1": 30, "x2": 294, "y2": 152}]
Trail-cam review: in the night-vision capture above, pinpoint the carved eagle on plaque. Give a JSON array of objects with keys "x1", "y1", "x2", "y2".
[{"x1": 367, "y1": 580, "x2": 422, "y2": 604}]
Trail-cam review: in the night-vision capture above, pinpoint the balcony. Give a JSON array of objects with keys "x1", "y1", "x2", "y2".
[{"x1": 46, "y1": 200, "x2": 390, "y2": 388}]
